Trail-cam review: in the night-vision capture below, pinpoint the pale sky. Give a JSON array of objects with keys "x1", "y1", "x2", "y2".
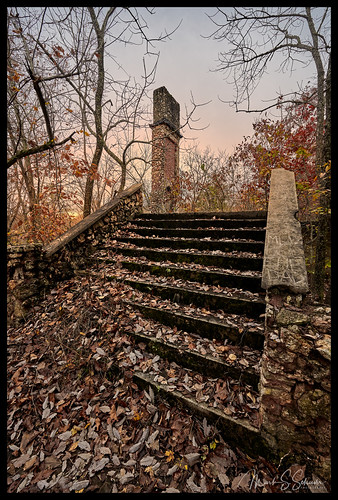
[{"x1": 113, "y1": 7, "x2": 317, "y2": 155}]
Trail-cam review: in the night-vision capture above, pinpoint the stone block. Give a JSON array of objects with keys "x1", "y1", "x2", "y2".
[
  {"x1": 314, "y1": 335, "x2": 331, "y2": 361},
  {"x1": 261, "y1": 168, "x2": 308, "y2": 293},
  {"x1": 276, "y1": 308, "x2": 310, "y2": 326},
  {"x1": 297, "y1": 389, "x2": 330, "y2": 420},
  {"x1": 280, "y1": 326, "x2": 312, "y2": 356}
]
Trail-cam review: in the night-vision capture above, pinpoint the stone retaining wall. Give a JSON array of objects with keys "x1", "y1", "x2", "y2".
[
  {"x1": 259, "y1": 169, "x2": 331, "y2": 480},
  {"x1": 7, "y1": 183, "x2": 142, "y2": 324},
  {"x1": 260, "y1": 291, "x2": 331, "y2": 479}
]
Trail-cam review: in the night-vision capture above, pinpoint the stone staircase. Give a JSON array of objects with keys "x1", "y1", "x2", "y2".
[{"x1": 97, "y1": 211, "x2": 272, "y2": 457}]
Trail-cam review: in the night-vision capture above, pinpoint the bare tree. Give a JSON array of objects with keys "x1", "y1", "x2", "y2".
[
  {"x1": 29, "y1": 7, "x2": 186, "y2": 217},
  {"x1": 7, "y1": 8, "x2": 78, "y2": 169},
  {"x1": 207, "y1": 7, "x2": 331, "y2": 300},
  {"x1": 7, "y1": 6, "x2": 209, "y2": 241}
]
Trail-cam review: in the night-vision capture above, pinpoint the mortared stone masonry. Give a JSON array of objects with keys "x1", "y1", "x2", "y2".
[{"x1": 149, "y1": 87, "x2": 182, "y2": 213}]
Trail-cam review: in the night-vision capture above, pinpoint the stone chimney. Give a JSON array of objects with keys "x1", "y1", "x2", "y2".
[{"x1": 150, "y1": 86, "x2": 182, "y2": 212}]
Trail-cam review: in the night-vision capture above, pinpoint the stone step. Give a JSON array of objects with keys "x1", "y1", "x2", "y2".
[
  {"x1": 116, "y1": 247, "x2": 263, "y2": 271},
  {"x1": 126, "y1": 227, "x2": 266, "y2": 241},
  {"x1": 132, "y1": 371, "x2": 271, "y2": 459},
  {"x1": 121, "y1": 278, "x2": 266, "y2": 318},
  {"x1": 123, "y1": 300, "x2": 265, "y2": 350},
  {"x1": 131, "y1": 218, "x2": 266, "y2": 229},
  {"x1": 124, "y1": 329, "x2": 260, "y2": 389},
  {"x1": 121, "y1": 260, "x2": 262, "y2": 292},
  {"x1": 136, "y1": 210, "x2": 267, "y2": 220},
  {"x1": 114, "y1": 236, "x2": 264, "y2": 254}
]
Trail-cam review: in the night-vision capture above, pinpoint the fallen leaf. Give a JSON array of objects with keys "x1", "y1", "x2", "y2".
[
  {"x1": 12, "y1": 453, "x2": 31, "y2": 468},
  {"x1": 100, "y1": 446, "x2": 111, "y2": 455},
  {"x1": 184, "y1": 453, "x2": 200, "y2": 466},
  {"x1": 78, "y1": 440, "x2": 91, "y2": 451},
  {"x1": 42, "y1": 408, "x2": 51, "y2": 419},
  {"x1": 120, "y1": 472, "x2": 134, "y2": 485},
  {"x1": 23, "y1": 454, "x2": 38, "y2": 470},
  {"x1": 69, "y1": 480, "x2": 89, "y2": 491},
  {"x1": 69, "y1": 441, "x2": 79, "y2": 452},
  {"x1": 140, "y1": 455, "x2": 157, "y2": 467},
  {"x1": 218, "y1": 473, "x2": 230, "y2": 487},
  {"x1": 167, "y1": 464, "x2": 178, "y2": 475},
  {"x1": 58, "y1": 431, "x2": 72, "y2": 441},
  {"x1": 187, "y1": 472, "x2": 203, "y2": 492},
  {"x1": 165, "y1": 450, "x2": 175, "y2": 462},
  {"x1": 231, "y1": 472, "x2": 251, "y2": 492},
  {"x1": 129, "y1": 442, "x2": 143, "y2": 453},
  {"x1": 99, "y1": 405, "x2": 111, "y2": 413},
  {"x1": 91, "y1": 457, "x2": 109, "y2": 472},
  {"x1": 20, "y1": 431, "x2": 38, "y2": 453}
]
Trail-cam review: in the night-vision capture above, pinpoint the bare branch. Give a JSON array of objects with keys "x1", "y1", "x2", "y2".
[{"x1": 7, "y1": 132, "x2": 76, "y2": 169}]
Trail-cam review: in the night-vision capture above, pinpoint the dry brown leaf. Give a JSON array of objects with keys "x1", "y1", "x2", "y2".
[
  {"x1": 23, "y1": 454, "x2": 38, "y2": 471},
  {"x1": 20, "y1": 431, "x2": 38, "y2": 453},
  {"x1": 69, "y1": 441, "x2": 79, "y2": 452},
  {"x1": 231, "y1": 472, "x2": 251, "y2": 492}
]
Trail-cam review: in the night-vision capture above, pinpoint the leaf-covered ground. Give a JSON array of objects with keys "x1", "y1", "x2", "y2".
[{"x1": 7, "y1": 255, "x2": 330, "y2": 493}]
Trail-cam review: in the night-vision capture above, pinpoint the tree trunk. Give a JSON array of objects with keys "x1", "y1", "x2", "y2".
[
  {"x1": 313, "y1": 55, "x2": 331, "y2": 301},
  {"x1": 83, "y1": 146, "x2": 103, "y2": 218},
  {"x1": 82, "y1": 7, "x2": 111, "y2": 218}
]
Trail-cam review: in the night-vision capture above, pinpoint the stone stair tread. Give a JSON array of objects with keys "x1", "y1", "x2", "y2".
[
  {"x1": 95, "y1": 253, "x2": 262, "y2": 277},
  {"x1": 128, "y1": 357, "x2": 260, "y2": 426},
  {"x1": 120, "y1": 274, "x2": 264, "y2": 303},
  {"x1": 136, "y1": 210, "x2": 267, "y2": 220},
  {"x1": 95, "y1": 251, "x2": 262, "y2": 278},
  {"x1": 113, "y1": 235, "x2": 265, "y2": 252},
  {"x1": 112, "y1": 239, "x2": 262, "y2": 257},
  {"x1": 119, "y1": 259, "x2": 262, "y2": 292},
  {"x1": 116, "y1": 232, "x2": 264, "y2": 243},
  {"x1": 122, "y1": 305, "x2": 261, "y2": 388},
  {"x1": 120, "y1": 256, "x2": 262, "y2": 276},
  {"x1": 113, "y1": 268, "x2": 261, "y2": 301},
  {"x1": 122, "y1": 227, "x2": 266, "y2": 241},
  {"x1": 130, "y1": 371, "x2": 267, "y2": 457},
  {"x1": 113, "y1": 246, "x2": 263, "y2": 271},
  {"x1": 120, "y1": 276, "x2": 265, "y2": 318},
  {"x1": 123, "y1": 299, "x2": 265, "y2": 350},
  {"x1": 124, "y1": 290, "x2": 265, "y2": 328},
  {"x1": 113, "y1": 328, "x2": 260, "y2": 427},
  {"x1": 130, "y1": 218, "x2": 266, "y2": 229}
]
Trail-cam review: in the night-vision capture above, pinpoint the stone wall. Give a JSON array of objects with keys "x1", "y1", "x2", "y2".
[
  {"x1": 260, "y1": 291, "x2": 331, "y2": 479},
  {"x1": 7, "y1": 183, "x2": 142, "y2": 324},
  {"x1": 259, "y1": 169, "x2": 331, "y2": 480}
]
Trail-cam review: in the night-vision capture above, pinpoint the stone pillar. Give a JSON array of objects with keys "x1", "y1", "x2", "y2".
[
  {"x1": 259, "y1": 168, "x2": 331, "y2": 481},
  {"x1": 150, "y1": 86, "x2": 182, "y2": 213},
  {"x1": 261, "y1": 168, "x2": 308, "y2": 294}
]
